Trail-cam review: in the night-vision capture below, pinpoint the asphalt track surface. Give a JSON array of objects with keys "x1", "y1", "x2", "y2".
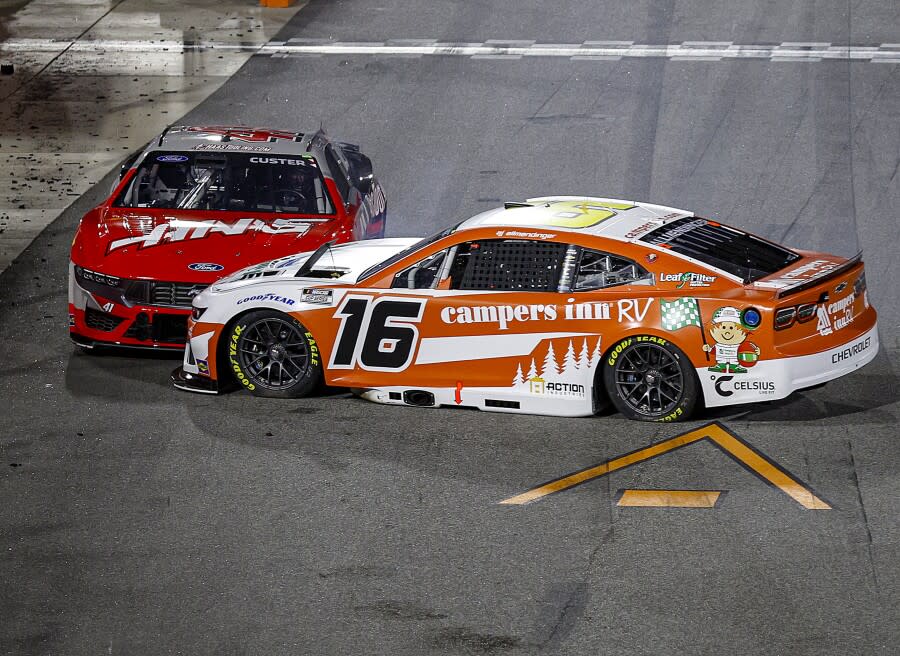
[{"x1": 2, "y1": 1, "x2": 899, "y2": 654}]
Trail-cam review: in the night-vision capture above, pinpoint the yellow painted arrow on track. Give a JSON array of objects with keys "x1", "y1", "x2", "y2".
[{"x1": 499, "y1": 422, "x2": 831, "y2": 509}]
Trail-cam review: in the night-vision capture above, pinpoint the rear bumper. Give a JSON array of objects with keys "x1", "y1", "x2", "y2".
[{"x1": 700, "y1": 322, "x2": 879, "y2": 408}]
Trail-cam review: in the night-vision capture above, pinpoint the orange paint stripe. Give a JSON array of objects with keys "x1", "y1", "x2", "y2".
[
  {"x1": 499, "y1": 430, "x2": 706, "y2": 505},
  {"x1": 498, "y1": 423, "x2": 831, "y2": 510},
  {"x1": 705, "y1": 425, "x2": 831, "y2": 510},
  {"x1": 617, "y1": 489, "x2": 721, "y2": 508}
]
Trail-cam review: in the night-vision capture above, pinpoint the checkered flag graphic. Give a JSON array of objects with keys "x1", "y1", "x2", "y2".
[{"x1": 660, "y1": 297, "x2": 702, "y2": 331}]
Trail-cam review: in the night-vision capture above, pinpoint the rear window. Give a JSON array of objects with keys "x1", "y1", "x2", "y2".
[
  {"x1": 115, "y1": 151, "x2": 334, "y2": 215},
  {"x1": 640, "y1": 218, "x2": 800, "y2": 282}
]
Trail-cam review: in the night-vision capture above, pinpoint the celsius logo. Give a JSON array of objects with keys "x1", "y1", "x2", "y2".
[
  {"x1": 714, "y1": 375, "x2": 776, "y2": 396},
  {"x1": 188, "y1": 262, "x2": 225, "y2": 272},
  {"x1": 714, "y1": 375, "x2": 734, "y2": 397}
]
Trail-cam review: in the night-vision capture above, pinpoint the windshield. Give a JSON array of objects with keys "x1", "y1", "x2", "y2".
[
  {"x1": 357, "y1": 222, "x2": 463, "y2": 282},
  {"x1": 640, "y1": 217, "x2": 800, "y2": 282},
  {"x1": 115, "y1": 151, "x2": 334, "y2": 215}
]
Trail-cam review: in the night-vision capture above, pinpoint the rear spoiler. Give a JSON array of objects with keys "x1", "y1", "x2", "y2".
[{"x1": 776, "y1": 251, "x2": 862, "y2": 299}]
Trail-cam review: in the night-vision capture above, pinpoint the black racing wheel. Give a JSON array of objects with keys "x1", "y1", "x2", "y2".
[
  {"x1": 602, "y1": 336, "x2": 699, "y2": 422},
  {"x1": 227, "y1": 310, "x2": 322, "y2": 398}
]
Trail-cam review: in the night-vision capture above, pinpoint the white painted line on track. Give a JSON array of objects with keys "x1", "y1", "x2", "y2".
[{"x1": 3, "y1": 38, "x2": 900, "y2": 63}]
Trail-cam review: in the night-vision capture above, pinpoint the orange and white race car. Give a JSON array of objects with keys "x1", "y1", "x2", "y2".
[{"x1": 172, "y1": 197, "x2": 878, "y2": 421}]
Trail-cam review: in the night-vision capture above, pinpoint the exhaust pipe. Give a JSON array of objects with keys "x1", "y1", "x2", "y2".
[{"x1": 403, "y1": 390, "x2": 435, "y2": 407}]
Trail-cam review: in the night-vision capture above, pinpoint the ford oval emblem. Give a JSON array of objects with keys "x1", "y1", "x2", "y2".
[
  {"x1": 157, "y1": 154, "x2": 189, "y2": 163},
  {"x1": 188, "y1": 262, "x2": 224, "y2": 272}
]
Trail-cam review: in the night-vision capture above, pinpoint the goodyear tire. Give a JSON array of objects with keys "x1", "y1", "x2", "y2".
[
  {"x1": 226, "y1": 310, "x2": 323, "y2": 399},
  {"x1": 602, "y1": 335, "x2": 699, "y2": 422}
]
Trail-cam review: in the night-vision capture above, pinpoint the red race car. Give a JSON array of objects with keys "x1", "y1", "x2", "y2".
[{"x1": 69, "y1": 125, "x2": 386, "y2": 350}]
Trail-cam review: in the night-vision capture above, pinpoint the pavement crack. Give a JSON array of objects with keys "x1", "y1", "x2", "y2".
[
  {"x1": 847, "y1": 440, "x2": 880, "y2": 594},
  {"x1": 686, "y1": 94, "x2": 737, "y2": 181},
  {"x1": 779, "y1": 182, "x2": 817, "y2": 243}
]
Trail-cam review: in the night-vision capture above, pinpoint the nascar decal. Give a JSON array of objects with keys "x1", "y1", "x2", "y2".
[
  {"x1": 329, "y1": 295, "x2": 426, "y2": 372},
  {"x1": 512, "y1": 337, "x2": 602, "y2": 398},
  {"x1": 300, "y1": 288, "x2": 334, "y2": 305},
  {"x1": 108, "y1": 217, "x2": 312, "y2": 252}
]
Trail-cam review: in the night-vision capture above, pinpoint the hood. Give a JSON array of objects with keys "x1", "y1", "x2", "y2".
[
  {"x1": 209, "y1": 238, "x2": 420, "y2": 292},
  {"x1": 72, "y1": 207, "x2": 340, "y2": 283}
]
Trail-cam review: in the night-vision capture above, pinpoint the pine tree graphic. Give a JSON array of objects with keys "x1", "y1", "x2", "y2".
[
  {"x1": 541, "y1": 341, "x2": 560, "y2": 377},
  {"x1": 591, "y1": 337, "x2": 602, "y2": 368},
  {"x1": 512, "y1": 339, "x2": 603, "y2": 392},
  {"x1": 580, "y1": 339, "x2": 591, "y2": 370},
  {"x1": 512, "y1": 363, "x2": 524, "y2": 386},
  {"x1": 563, "y1": 340, "x2": 579, "y2": 372}
]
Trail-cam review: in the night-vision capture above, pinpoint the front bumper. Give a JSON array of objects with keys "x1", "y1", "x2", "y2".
[
  {"x1": 70, "y1": 305, "x2": 188, "y2": 349},
  {"x1": 69, "y1": 266, "x2": 190, "y2": 349},
  {"x1": 172, "y1": 366, "x2": 220, "y2": 394}
]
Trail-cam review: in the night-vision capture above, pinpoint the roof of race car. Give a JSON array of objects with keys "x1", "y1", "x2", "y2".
[
  {"x1": 458, "y1": 196, "x2": 694, "y2": 241},
  {"x1": 154, "y1": 125, "x2": 331, "y2": 157}
]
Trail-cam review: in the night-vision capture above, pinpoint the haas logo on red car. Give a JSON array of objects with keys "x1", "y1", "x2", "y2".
[{"x1": 107, "y1": 218, "x2": 311, "y2": 253}]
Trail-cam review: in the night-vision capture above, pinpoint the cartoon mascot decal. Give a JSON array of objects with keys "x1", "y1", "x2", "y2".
[{"x1": 703, "y1": 306, "x2": 760, "y2": 373}]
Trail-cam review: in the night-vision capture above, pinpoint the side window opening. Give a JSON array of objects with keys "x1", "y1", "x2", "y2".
[
  {"x1": 324, "y1": 144, "x2": 351, "y2": 203},
  {"x1": 448, "y1": 239, "x2": 567, "y2": 291},
  {"x1": 390, "y1": 249, "x2": 449, "y2": 289},
  {"x1": 574, "y1": 249, "x2": 653, "y2": 290}
]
